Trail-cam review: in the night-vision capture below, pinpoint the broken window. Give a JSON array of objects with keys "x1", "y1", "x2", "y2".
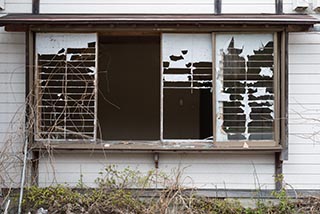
[
  {"x1": 162, "y1": 34, "x2": 213, "y2": 140},
  {"x1": 34, "y1": 32, "x2": 278, "y2": 145},
  {"x1": 98, "y1": 36, "x2": 160, "y2": 140},
  {"x1": 215, "y1": 34, "x2": 275, "y2": 141},
  {"x1": 35, "y1": 34, "x2": 97, "y2": 141}
]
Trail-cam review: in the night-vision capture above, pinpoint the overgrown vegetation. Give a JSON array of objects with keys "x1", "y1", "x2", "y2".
[{"x1": 1, "y1": 166, "x2": 314, "y2": 214}]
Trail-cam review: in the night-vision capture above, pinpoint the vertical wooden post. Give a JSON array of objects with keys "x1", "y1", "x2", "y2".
[
  {"x1": 275, "y1": 152, "x2": 283, "y2": 190},
  {"x1": 281, "y1": 31, "x2": 289, "y2": 160},
  {"x1": 276, "y1": 0, "x2": 283, "y2": 14},
  {"x1": 215, "y1": 0, "x2": 222, "y2": 14},
  {"x1": 26, "y1": 30, "x2": 39, "y2": 185},
  {"x1": 32, "y1": 0, "x2": 40, "y2": 14}
]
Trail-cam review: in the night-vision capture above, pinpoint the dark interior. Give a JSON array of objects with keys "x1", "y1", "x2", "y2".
[{"x1": 98, "y1": 36, "x2": 160, "y2": 140}]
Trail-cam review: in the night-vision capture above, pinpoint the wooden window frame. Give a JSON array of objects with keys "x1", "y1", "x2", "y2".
[
  {"x1": 160, "y1": 32, "x2": 280, "y2": 148},
  {"x1": 31, "y1": 30, "x2": 286, "y2": 152}
]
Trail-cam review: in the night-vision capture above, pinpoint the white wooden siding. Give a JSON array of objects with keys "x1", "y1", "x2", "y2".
[
  {"x1": 221, "y1": 0, "x2": 275, "y2": 14},
  {"x1": 0, "y1": 0, "x2": 32, "y2": 14},
  {"x1": 39, "y1": 0, "x2": 214, "y2": 14},
  {"x1": 0, "y1": 28, "x2": 26, "y2": 187},
  {"x1": 284, "y1": 32, "x2": 320, "y2": 189},
  {"x1": 38, "y1": 152, "x2": 275, "y2": 189}
]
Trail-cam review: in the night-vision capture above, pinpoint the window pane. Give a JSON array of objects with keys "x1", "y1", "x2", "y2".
[
  {"x1": 162, "y1": 34, "x2": 213, "y2": 140},
  {"x1": 215, "y1": 34, "x2": 274, "y2": 141},
  {"x1": 36, "y1": 33, "x2": 97, "y2": 141}
]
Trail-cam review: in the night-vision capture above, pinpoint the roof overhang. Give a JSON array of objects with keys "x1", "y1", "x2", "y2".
[{"x1": 0, "y1": 14, "x2": 318, "y2": 32}]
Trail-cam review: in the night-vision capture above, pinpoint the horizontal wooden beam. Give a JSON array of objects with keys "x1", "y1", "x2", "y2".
[{"x1": 32, "y1": 141, "x2": 282, "y2": 153}]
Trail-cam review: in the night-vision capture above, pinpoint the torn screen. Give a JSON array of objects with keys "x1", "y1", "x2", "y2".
[
  {"x1": 215, "y1": 34, "x2": 274, "y2": 141},
  {"x1": 36, "y1": 33, "x2": 97, "y2": 141}
]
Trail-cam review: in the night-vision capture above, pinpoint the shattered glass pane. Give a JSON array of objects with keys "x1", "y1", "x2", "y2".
[
  {"x1": 36, "y1": 34, "x2": 97, "y2": 141},
  {"x1": 216, "y1": 34, "x2": 274, "y2": 141},
  {"x1": 162, "y1": 34, "x2": 213, "y2": 140}
]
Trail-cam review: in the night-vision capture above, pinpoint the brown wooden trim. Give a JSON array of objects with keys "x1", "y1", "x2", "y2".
[
  {"x1": 32, "y1": 0, "x2": 39, "y2": 14},
  {"x1": 0, "y1": 14, "x2": 317, "y2": 23},
  {"x1": 275, "y1": 152, "x2": 283, "y2": 191},
  {"x1": 215, "y1": 0, "x2": 222, "y2": 14},
  {"x1": 4, "y1": 24, "x2": 309, "y2": 33},
  {"x1": 212, "y1": 33, "x2": 216, "y2": 144},
  {"x1": 32, "y1": 141, "x2": 282, "y2": 153},
  {"x1": 280, "y1": 31, "x2": 289, "y2": 160},
  {"x1": 276, "y1": 0, "x2": 283, "y2": 14},
  {"x1": 274, "y1": 32, "x2": 280, "y2": 145},
  {"x1": 26, "y1": 30, "x2": 38, "y2": 185}
]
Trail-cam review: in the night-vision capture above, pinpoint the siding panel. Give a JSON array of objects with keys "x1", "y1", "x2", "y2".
[
  {"x1": 0, "y1": 28, "x2": 25, "y2": 188},
  {"x1": 40, "y1": 0, "x2": 214, "y2": 14},
  {"x1": 221, "y1": 0, "x2": 275, "y2": 13},
  {"x1": 284, "y1": 32, "x2": 320, "y2": 189},
  {"x1": 38, "y1": 153, "x2": 275, "y2": 189}
]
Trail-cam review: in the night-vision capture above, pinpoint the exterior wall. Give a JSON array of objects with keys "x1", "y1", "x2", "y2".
[
  {"x1": 0, "y1": 0, "x2": 320, "y2": 191},
  {"x1": 39, "y1": 0, "x2": 215, "y2": 14},
  {"x1": 35, "y1": 1, "x2": 320, "y2": 191},
  {"x1": 39, "y1": 152, "x2": 275, "y2": 189},
  {"x1": 0, "y1": 0, "x2": 31, "y2": 187},
  {"x1": 284, "y1": 31, "x2": 320, "y2": 189}
]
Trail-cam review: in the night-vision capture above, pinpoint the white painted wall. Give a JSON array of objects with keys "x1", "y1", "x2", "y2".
[
  {"x1": 0, "y1": 0, "x2": 31, "y2": 188},
  {"x1": 38, "y1": 152, "x2": 275, "y2": 190},
  {"x1": 0, "y1": 0, "x2": 32, "y2": 14},
  {"x1": 0, "y1": 29, "x2": 26, "y2": 188},
  {"x1": 221, "y1": 0, "x2": 275, "y2": 14},
  {"x1": 283, "y1": 31, "x2": 320, "y2": 189},
  {"x1": 1, "y1": 0, "x2": 320, "y2": 191},
  {"x1": 39, "y1": 0, "x2": 215, "y2": 14}
]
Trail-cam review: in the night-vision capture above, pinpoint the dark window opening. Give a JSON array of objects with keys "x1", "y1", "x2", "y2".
[{"x1": 98, "y1": 36, "x2": 160, "y2": 140}]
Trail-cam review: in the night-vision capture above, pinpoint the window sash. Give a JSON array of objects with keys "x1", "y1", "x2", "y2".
[
  {"x1": 35, "y1": 33, "x2": 98, "y2": 142},
  {"x1": 161, "y1": 32, "x2": 279, "y2": 145}
]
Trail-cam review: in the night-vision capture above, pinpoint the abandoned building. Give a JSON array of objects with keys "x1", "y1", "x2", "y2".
[{"x1": 0, "y1": 0, "x2": 320, "y2": 199}]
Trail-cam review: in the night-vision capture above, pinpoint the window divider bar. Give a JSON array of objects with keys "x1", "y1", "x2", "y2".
[
  {"x1": 274, "y1": 32, "x2": 280, "y2": 145},
  {"x1": 94, "y1": 33, "x2": 98, "y2": 141},
  {"x1": 160, "y1": 33, "x2": 164, "y2": 141},
  {"x1": 212, "y1": 33, "x2": 217, "y2": 144}
]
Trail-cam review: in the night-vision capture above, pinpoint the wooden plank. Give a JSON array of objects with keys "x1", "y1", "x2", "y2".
[
  {"x1": 222, "y1": 3, "x2": 275, "y2": 13},
  {"x1": 41, "y1": 0, "x2": 214, "y2": 3},
  {"x1": 289, "y1": 94, "x2": 320, "y2": 104},
  {"x1": 0, "y1": 3, "x2": 32, "y2": 13},
  {"x1": 289, "y1": 32, "x2": 320, "y2": 44},
  {"x1": 289, "y1": 44, "x2": 320, "y2": 54},
  {"x1": 289, "y1": 54, "x2": 320, "y2": 64},
  {"x1": 40, "y1": 4, "x2": 215, "y2": 14},
  {"x1": 0, "y1": 53, "x2": 25, "y2": 64},
  {"x1": 289, "y1": 64, "x2": 320, "y2": 74}
]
